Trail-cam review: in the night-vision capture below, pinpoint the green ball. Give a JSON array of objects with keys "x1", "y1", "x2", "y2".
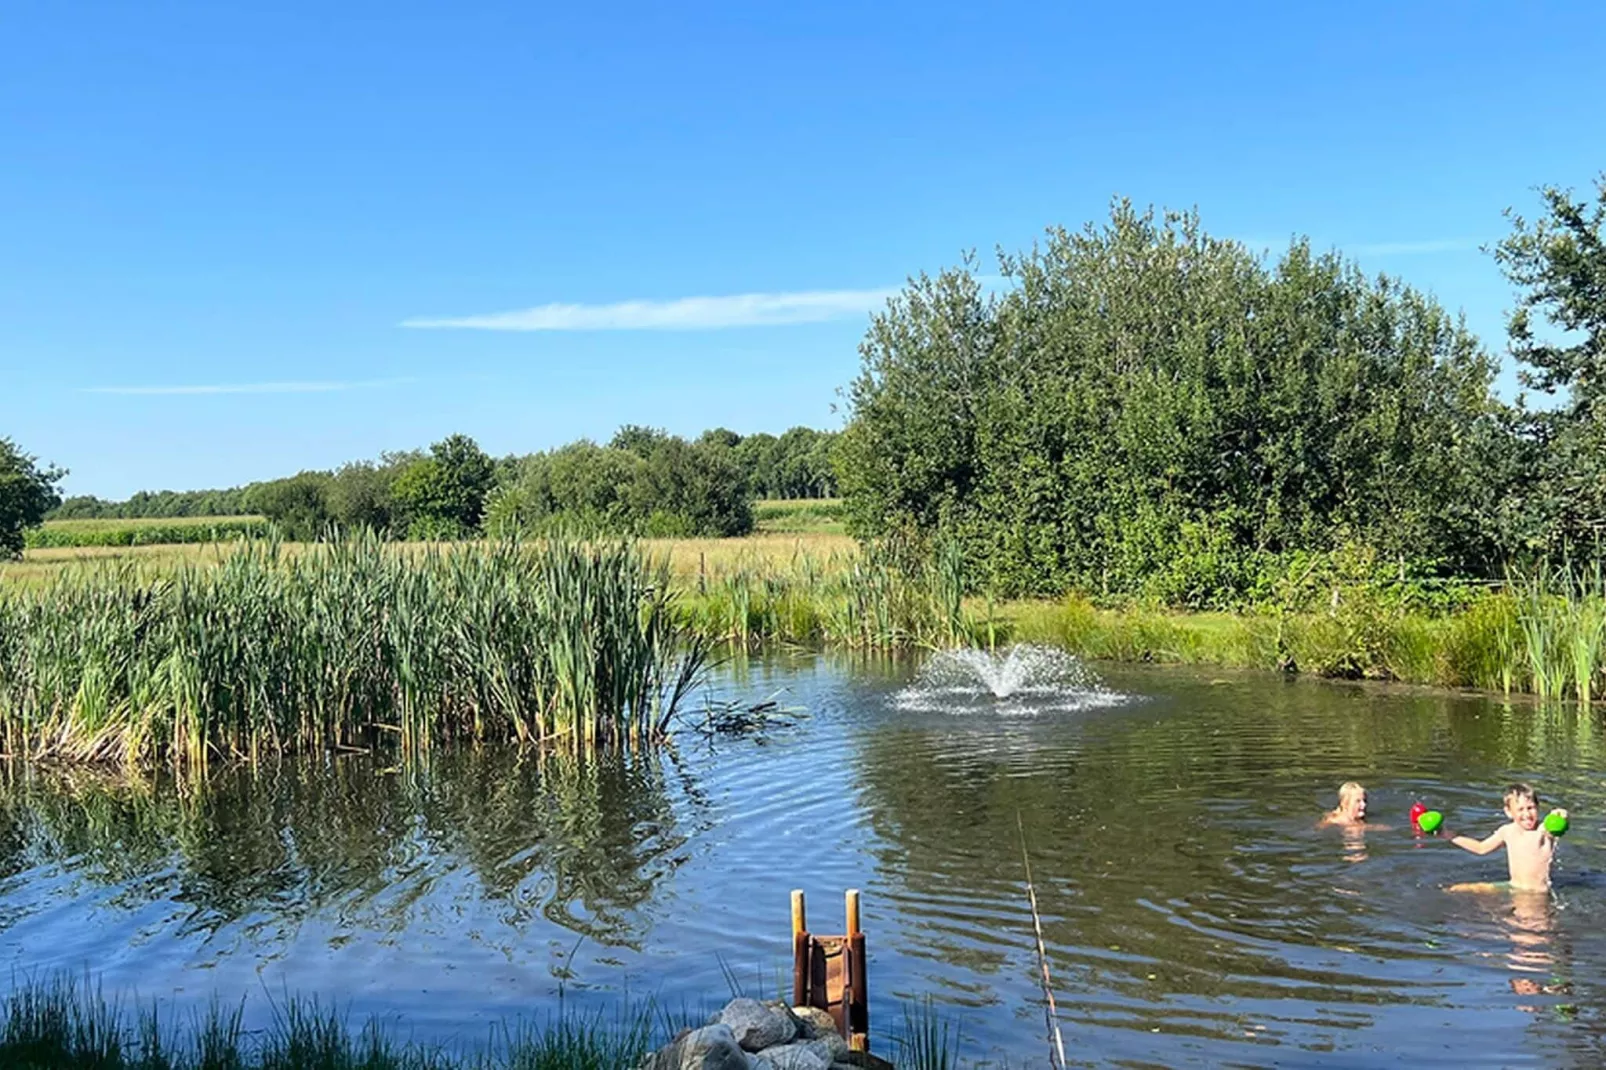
[
  {"x1": 1544, "y1": 812, "x2": 1569, "y2": 836},
  {"x1": 1418, "y1": 810, "x2": 1443, "y2": 834}
]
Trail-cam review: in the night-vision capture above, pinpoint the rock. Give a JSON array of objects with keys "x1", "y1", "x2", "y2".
[
  {"x1": 789, "y1": 1006, "x2": 837, "y2": 1041},
  {"x1": 807, "y1": 1032, "x2": 851, "y2": 1063},
  {"x1": 763, "y1": 1000, "x2": 808, "y2": 1037},
  {"x1": 751, "y1": 1042, "x2": 830, "y2": 1070},
  {"x1": 718, "y1": 997, "x2": 797, "y2": 1052},
  {"x1": 642, "y1": 1023, "x2": 753, "y2": 1070}
]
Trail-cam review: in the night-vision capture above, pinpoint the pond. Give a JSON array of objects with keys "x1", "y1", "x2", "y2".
[{"x1": 3, "y1": 651, "x2": 1606, "y2": 1067}]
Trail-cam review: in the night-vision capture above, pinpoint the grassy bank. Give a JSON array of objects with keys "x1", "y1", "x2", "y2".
[
  {"x1": 0, "y1": 977, "x2": 656, "y2": 1070},
  {"x1": 25, "y1": 516, "x2": 270, "y2": 549},
  {"x1": 0, "y1": 534, "x2": 707, "y2": 764},
  {"x1": 677, "y1": 546, "x2": 1606, "y2": 697},
  {"x1": 0, "y1": 977, "x2": 966, "y2": 1070}
]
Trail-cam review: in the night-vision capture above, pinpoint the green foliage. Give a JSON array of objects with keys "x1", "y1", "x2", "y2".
[
  {"x1": 0, "y1": 437, "x2": 65, "y2": 558},
  {"x1": 323, "y1": 460, "x2": 403, "y2": 534},
  {"x1": 0, "y1": 975, "x2": 658, "y2": 1070},
  {"x1": 241, "y1": 472, "x2": 333, "y2": 541},
  {"x1": 1494, "y1": 172, "x2": 1606, "y2": 552},
  {"x1": 392, "y1": 435, "x2": 497, "y2": 540},
  {"x1": 733, "y1": 427, "x2": 840, "y2": 499},
  {"x1": 50, "y1": 487, "x2": 249, "y2": 520},
  {"x1": 752, "y1": 498, "x2": 845, "y2": 534},
  {"x1": 488, "y1": 433, "x2": 752, "y2": 538},
  {"x1": 839, "y1": 202, "x2": 1516, "y2": 604},
  {"x1": 0, "y1": 533, "x2": 709, "y2": 764},
  {"x1": 24, "y1": 517, "x2": 270, "y2": 549},
  {"x1": 40, "y1": 425, "x2": 836, "y2": 546}
]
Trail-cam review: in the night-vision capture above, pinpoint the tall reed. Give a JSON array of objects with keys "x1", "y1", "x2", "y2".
[
  {"x1": 677, "y1": 537, "x2": 980, "y2": 650},
  {"x1": 1509, "y1": 563, "x2": 1606, "y2": 701},
  {"x1": 0, "y1": 532, "x2": 709, "y2": 765}
]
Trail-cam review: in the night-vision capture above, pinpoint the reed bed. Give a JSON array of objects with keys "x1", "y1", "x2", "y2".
[
  {"x1": 0, "y1": 532, "x2": 709, "y2": 765},
  {"x1": 12, "y1": 531, "x2": 1606, "y2": 706},
  {"x1": 676, "y1": 536, "x2": 972, "y2": 650}
]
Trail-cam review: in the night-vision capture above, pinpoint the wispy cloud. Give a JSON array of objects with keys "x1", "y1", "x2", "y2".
[
  {"x1": 85, "y1": 378, "x2": 413, "y2": 396},
  {"x1": 400, "y1": 288, "x2": 898, "y2": 331}
]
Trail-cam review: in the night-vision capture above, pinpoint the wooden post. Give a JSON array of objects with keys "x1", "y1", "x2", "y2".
[
  {"x1": 791, "y1": 889, "x2": 808, "y2": 1009},
  {"x1": 845, "y1": 888, "x2": 868, "y2": 1052},
  {"x1": 792, "y1": 888, "x2": 870, "y2": 1052}
]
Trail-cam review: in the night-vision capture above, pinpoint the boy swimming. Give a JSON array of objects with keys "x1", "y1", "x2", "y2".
[{"x1": 1436, "y1": 783, "x2": 1567, "y2": 893}]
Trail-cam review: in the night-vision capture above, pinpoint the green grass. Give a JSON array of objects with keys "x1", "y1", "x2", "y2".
[
  {"x1": 0, "y1": 976, "x2": 972, "y2": 1070},
  {"x1": 0, "y1": 976, "x2": 657, "y2": 1070},
  {"x1": 751, "y1": 499, "x2": 845, "y2": 535},
  {"x1": 26, "y1": 516, "x2": 270, "y2": 549}
]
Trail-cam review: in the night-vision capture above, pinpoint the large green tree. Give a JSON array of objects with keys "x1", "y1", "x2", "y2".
[
  {"x1": 839, "y1": 202, "x2": 1516, "y2": 603},
  {"x1": 1494, "y1": 172, "x2": 1606, "y2": 550},
  {"x1": 0, "y1": 438, "x2": 65, "y2": 558}
]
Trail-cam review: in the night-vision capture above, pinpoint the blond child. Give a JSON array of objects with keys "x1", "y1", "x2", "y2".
[
  {"x1": 1317, "y1": 781, "x2": 1370, "y2": 828},
  {"x1": 1438, "y1": 783, "x2": 1567, "y2": 893}
]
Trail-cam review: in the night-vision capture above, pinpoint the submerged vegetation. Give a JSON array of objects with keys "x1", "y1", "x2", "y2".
[{"x1": 0, "y1": 533, "x2": 708, "y2": 765}]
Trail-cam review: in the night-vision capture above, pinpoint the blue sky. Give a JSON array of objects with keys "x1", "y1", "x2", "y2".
[{"x1": 2, "y1": 1, "x2": 1602, "y2": 499}]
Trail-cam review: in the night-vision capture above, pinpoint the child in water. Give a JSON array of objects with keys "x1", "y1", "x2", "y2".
[
  {"x1": 1317, "y1": 781, "x2": 1370, "y2": 827},
  {"x1": 1436, "y1": 782, "x2": 1567, "y2": 893}
]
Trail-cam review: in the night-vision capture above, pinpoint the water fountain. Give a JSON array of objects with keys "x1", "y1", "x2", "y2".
[{"x1": 892, "y1": 643, "x2": 1125, "y2": 714}]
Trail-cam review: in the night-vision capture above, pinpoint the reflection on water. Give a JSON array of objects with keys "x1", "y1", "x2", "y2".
[
  {"x1": 0, "y1": 747, "x2": 694, "y2": 946},
  {"x1": 4, "y1": 656, "x2": 1606, "y2": 1065}
]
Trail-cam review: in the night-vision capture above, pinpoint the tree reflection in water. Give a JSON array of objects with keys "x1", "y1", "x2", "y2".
[{"x1": 0, "y1": 746, "x2": 692, "y2": 950}]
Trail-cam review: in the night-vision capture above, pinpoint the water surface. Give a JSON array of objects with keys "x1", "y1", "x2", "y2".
[{"x1": 4, "y1": 653, "x2": 1606, "y2": 1066}]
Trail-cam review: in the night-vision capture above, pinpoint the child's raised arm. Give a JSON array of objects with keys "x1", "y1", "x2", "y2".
[{"x1": 1446, "y1": 825, "x2": 1507, "y2": 855}]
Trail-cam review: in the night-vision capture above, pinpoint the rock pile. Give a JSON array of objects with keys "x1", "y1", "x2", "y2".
[{"x1": 641, "y1": 997, "x2": 893, "y2": 1070}]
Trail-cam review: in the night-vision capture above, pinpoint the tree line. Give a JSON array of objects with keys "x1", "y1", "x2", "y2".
[
  {"x1": 839, "y1": 178, "x2": 1606, "y2": 605},
  {"x1": 8, "y1": 425, "x2": 841, "y2": 549},
  {"x1": 11, "y1": 173, "x2": 1604, "y2": 605}
]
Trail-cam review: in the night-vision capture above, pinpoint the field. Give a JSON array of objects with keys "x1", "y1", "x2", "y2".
[
  {"x1": 25, "y1": 514, "x2": 269, "y2": 549},
  {"x1": 751, "y1": 497, "x2": 845, "y2": 534},
  {"x1": 1, "y1": 531, "x2": 858, "y2": 588}
]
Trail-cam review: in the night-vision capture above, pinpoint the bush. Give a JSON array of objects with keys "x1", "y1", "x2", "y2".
[{"x1": 839, "y1": 201, "x2": 1516, "y2": 604}]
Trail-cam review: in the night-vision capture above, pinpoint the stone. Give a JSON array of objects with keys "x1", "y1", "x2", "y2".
[
  {"x1": 789, "y1": 1006, "x2": 837, "y2": 1041},
  {"x1": 718, "y1": 997, "x2": 797, "y2": 1052},
  {"x1": 807, "y1": 1032, "x2": 851, "y2": 1063},
  {"x1": 751, "y1": 1042, "x2": 830, "y2": 1070},
  {"x1": 642, "y1": 1023, "x2": 753, "y2": 1070}
]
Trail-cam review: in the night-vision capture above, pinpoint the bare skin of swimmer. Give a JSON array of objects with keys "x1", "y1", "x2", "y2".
[{"x1": 1441, "y1": 785, "x2": 1565, "y2": 893}]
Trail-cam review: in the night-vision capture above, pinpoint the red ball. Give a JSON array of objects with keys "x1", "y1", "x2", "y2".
[{"x1": 1409, "y1": 801, "x2": 1428, "y2": 831}]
